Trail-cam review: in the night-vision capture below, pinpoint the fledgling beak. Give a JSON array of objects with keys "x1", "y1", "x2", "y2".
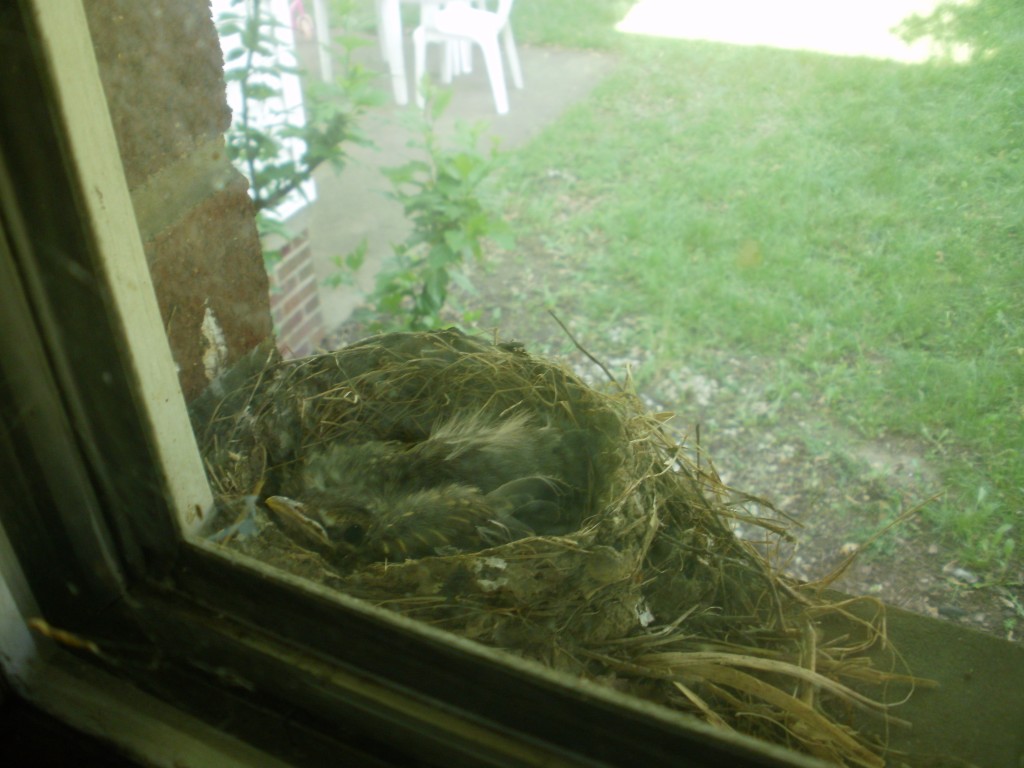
[{"x1": 265, "y1": 495, "x2": 333, "y2": 548}]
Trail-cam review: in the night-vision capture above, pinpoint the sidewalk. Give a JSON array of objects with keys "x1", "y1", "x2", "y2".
[{"x1": 305, "y1": 43, "x2": 616, "y2": 330}]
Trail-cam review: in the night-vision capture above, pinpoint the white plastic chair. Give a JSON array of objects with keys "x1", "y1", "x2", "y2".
[{"x1": 413, "y1": 0, "x2": 523, "y2": 115}]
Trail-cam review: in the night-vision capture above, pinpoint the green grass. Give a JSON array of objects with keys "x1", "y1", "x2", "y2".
[
  {"x1": 512, "y1": 0, "x2": 632, "y2": 50},
  {"x1": 501, "y1": 3, "x2": 1024, "y2": 573}
]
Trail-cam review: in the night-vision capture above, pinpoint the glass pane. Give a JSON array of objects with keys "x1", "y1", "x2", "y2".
[{"x1": 75, "y1": 1, "x2": 1022, "y2": 765}]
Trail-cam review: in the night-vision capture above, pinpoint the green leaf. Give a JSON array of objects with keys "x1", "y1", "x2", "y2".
[
  {"x1": 423, "y1": 267, "x2": 448, "y2": 311},
  {"x1": 217, "y1": 21, "x2": 244, "y2": 37},
  {"x1": 425, "y1": 244, "x2": 455, "y2": 269},
  {"x1": 443, "y1": 229, "x2": 470, "y2": 256},
  {"x1": 345, "y1": 241, "x2": 368, "y2": 271},
  {"x1": 243, "y1": 82, "x2": 278, "y2": 101},
  {"x1": 449, "y1": 268, "x2": 476, "y2": 295}
]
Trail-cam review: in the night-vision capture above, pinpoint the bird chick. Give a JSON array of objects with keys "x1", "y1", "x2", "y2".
[
  {"x1": 265, "y1": 483, "x2": 531, "y2": 566},
  {"x1": 298, "y1": 410, "x2": 592, "y2": 534},
  {"x1": 267, "y1": 408, "x2": 599, "y2": 566}
]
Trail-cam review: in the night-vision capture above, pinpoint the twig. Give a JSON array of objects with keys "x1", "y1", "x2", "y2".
[{"x1": 547, "y1": 310, "x2": 620, "y2": 389}]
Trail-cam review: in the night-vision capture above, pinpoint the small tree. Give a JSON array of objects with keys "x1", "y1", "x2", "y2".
[
  {"x1": 898, "y1": 0, "x2": 1024, "y2": 63},
  {"x1": 367, "y1": 91, "x2": 512, "y2": 330},
  {"x1": 216, "y1": 0, "x2": 377, "y2": 259}
]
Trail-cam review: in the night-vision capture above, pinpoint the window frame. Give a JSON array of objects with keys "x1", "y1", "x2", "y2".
[{"x1": 0, "y1": 3, "x2": 819, "y2": 765}]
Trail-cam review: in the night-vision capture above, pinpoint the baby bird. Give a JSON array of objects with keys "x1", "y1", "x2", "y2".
[
  {"x1": 265, "y1": 483, "x2": 532, "y2": 566},
  {"x1": 265, "y1": 410, "x2": 595, "y2": 566}
]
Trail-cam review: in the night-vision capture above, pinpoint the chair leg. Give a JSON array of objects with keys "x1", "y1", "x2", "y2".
[
  {"x1": 441, "y1": 41, "x2": 454, "y2": 83},
  {"x1": 479, "y1": 37, "x2": 509, "y2": 114},
  {"x1": 413, "y1": 27, "x2": 428, "y2": 108},
  {"x1": 502, "y1": 25, "x2": 523, "y2": 89},
  {"x1": 375, "y1": 0, "x2": 387, "y2": 60},
  {"x1": 441, "y1": 42, "x2": 467, "y2": 81}
]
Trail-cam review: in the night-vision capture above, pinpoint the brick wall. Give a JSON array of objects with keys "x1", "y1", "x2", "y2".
[
  {"x1": 267, "y1": 228, "x2": 327, "y2": 358},
  {"x1": 83, "y1": 0, "x2": 273, "y2": 401}
]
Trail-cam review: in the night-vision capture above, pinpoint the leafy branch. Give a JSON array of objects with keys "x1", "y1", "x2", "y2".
[
  {"x1": 217, "y1": 0, "x2": 377, "y2": 232},
  {"x1": 367, "y1": 91, "x2": 512, "y2": 330}
]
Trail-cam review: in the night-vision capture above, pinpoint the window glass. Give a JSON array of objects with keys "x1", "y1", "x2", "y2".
[{"x1": 71, "y1": 2, "x2": 1023, "y2": 766}]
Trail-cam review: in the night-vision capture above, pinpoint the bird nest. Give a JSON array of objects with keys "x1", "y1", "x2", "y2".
[{"x1": 193, "y1": 328, "x2": 928, "y2": 767}]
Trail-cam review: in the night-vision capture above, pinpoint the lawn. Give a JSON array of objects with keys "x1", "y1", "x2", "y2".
[{"x1": 497, "y1": 0, "x2": 1023, "y2": 574}]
